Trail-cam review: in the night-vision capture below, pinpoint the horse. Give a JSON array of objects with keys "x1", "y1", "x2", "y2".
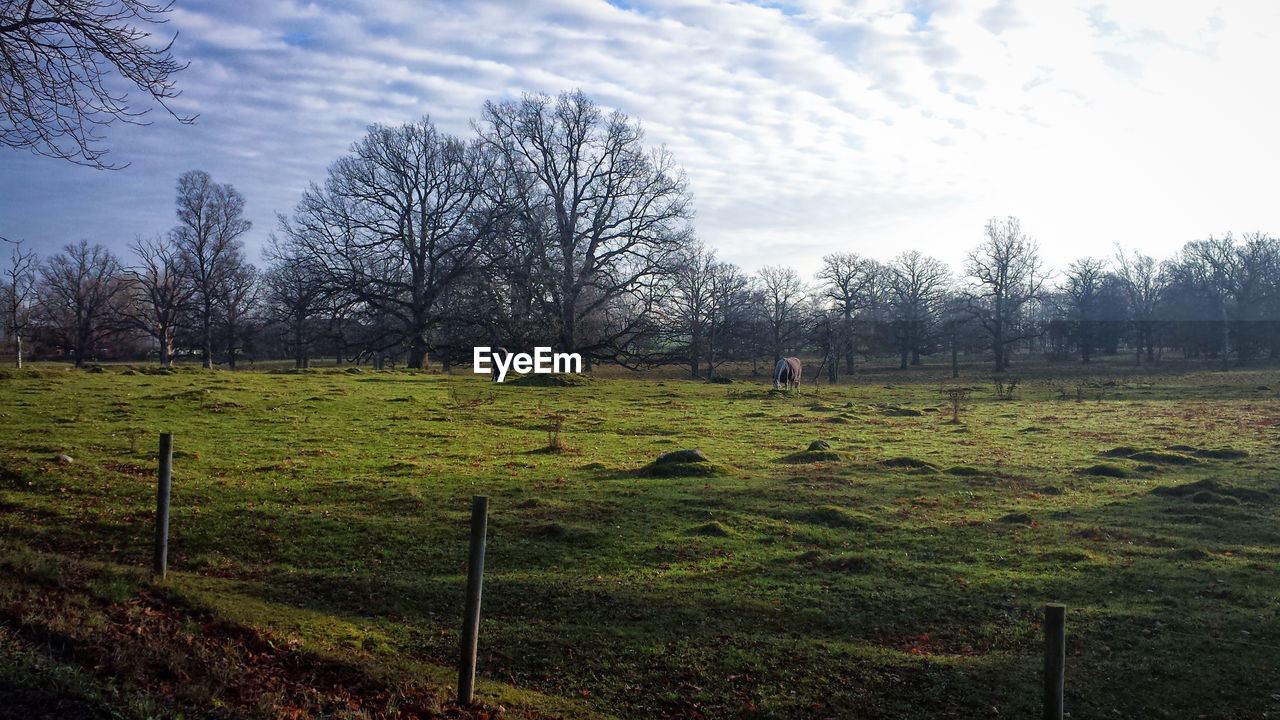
[
  {"x1": 773, "y1": 357, "x2": 802, "y2": 390},
  {"x1": 490, "y1": 346, "x2": 510, "y2": 382}
]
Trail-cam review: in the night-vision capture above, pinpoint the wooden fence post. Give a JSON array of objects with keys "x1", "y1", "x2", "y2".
[
  {"x1": 1044, "y1": 603, "x2": 1066, "y2": 720},
  {"x1": 458, "y1": 495, "x2": 489, "y2": 706},
  {"x1": 153, "y1": 432, "x2": 173, "y2": 578}
]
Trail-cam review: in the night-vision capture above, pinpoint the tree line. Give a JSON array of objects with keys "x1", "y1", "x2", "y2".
[{"x1": 4, "y1": 91, "x2": 1279, "y2": 375}]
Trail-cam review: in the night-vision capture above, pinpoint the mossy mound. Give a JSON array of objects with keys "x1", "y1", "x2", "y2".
[
  {"x1": 826, "y1": 416, "x2": 850, "y2": 424},
  {"x1": 507, "y1": 372, "x2": 593, "y2": 387},
  {"x1": 1100, "y1": 447, "x2": 1198, "y2": 465},
  {"x1": 880, "y1": 457, "x2": 938, "y2": 472},
  {"x1": 655, "y1": 449, "x2": 708, "y2": 464},
  {"x1": 526, "y1": 522, "x2": 599, "y2": 543},
  {"x1": 1128, "y1": 450, "x2": 1199, "y2": 465},
  {"x1": 880, "y1": 406, "x2": 923, "y2": 417},
  {"x1": 811, "y1": 552, "x2": 875, "y2": 574},
  {"x1": 944, "y1": 465, "x2": 985, "y2": 477},
  {"x1": 688, "y1": 521, "x2": 733, "y2": 537},
  {"x1": 794, "y1": 505, "x2": 863, "y2": 529},
  {"x1": 1082, "y1": 463, "x2": 1132, "y2": 478},
  {"x1": 1194, "y1": 448, "x2": 1249, "y2": 460},
  {"x1": 778, "y1": 450, "x2": 843, "y2": 464},
  {"x1": 998, "y1": 512, "x2": 1033, "y2": 524},
  {"x1": 637, "y1": 449, "x2": 731, "y2": 478},
  {"x1": 807, "y1": 440, "x2": 832, "y2": 451},
  {"x1": 1152, "y1": 478, "x2": 1268, "y2": 504}
]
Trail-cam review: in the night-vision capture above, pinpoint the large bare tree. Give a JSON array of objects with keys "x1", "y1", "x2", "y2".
[
  {"x1": 757, "y1": 265, "x2": 807, "y2": 364},
  {"x1": 0, "y1": 0, "x2": 193, "y2": 168},
  {"x1": 281, "y1": 119, "x2": 498, "y2": 369},
  {"x1": 1059, "y1": 257, "x2": 1110, "y2": 364},
  {"x1": 122, "y1": 234, "x2": 191, "y2": 366},
  {"x1": 1, "y1": 238, "x2": 37, "y2": 366},
  {"x1": 1113, "y1": 245, "x2": 1166, "y2": 364},
  {"x1": 481, "y1": 90, "x2": 692, "y2": 364},
  {"x1": 964, "y1": 216, "x2": 1046, "y2": 372},
  {"x1": 815, "y1": 252, "x2": 879, "y2": 378},
  {"x1": 170, "y1": 170, "x2": 251, "y2": 368},
  {"x1": 262, "y1": 238, "x2": 333, "y2": 369},
  {"x1": 37, "y1": 239, "x2": 125, "y2": 366},
  {"x1": 886, "y1": 250, "x2": 950, "y2": 369}
]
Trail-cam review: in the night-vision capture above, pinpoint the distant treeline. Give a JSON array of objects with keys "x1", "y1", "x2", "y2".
[{"x1": 3, "y1": 91, "x2": 1278, "y2": 375}]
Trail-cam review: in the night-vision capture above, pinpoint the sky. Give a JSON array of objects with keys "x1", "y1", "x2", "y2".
[{"x1": 2, "y1": 0, "x2": 1279, "y2": 280}]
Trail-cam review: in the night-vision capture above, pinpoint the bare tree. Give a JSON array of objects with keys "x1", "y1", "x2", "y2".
[
  {"x1": 704, "y1": 260, "x2": 750, "y2": 379},
  {"x1": 815, "y1": 252, "x2": 879, "y2": 379},
  {"x1": 1, "y1": 238, "x2": 37, "y2": 366},
  {"x1": 37, "y1": 239, "x2": 125, "y2": 365},
  {"x1": 122, "y1": 234, "x2": 191, "y2": 366},
  {"x1": 665, "y1": 243, "x2": 716, "y2": 378},
  {"x1": 757, "y1": 265, "x2": 807, "y2": 364},
  {"x1": 886, "y1": 250, "x2": 950, "y2": 369},
  {"x1": 170, "y1": 170, "x2": 251, "y2": 368},
  {"x1": 0, "y1": 0, "x2": 193, "y2": 168},
  {"x1": 262, "y1": 238, "x2": 332, "y2": 369},
  {"x1": 1114, "y1": 245, "x2": 1167, "y2": 364},
  {"x1": 481, "y1": 90, "x2": 693, "y2": 365},
  {"x1": 1058, "y1": 257, "x2": 1115, "y2": 364},
  {"x1": 281, "y1": 119, "x2": 498, "y2": 369},
  {"x1": 964, "y1": 216, "x2": 1047, "y2": 372},
  {"x1": 216, "y1": 261, "x2": 257, "y2": 369}
]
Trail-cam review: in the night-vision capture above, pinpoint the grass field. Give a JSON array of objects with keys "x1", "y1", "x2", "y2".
[{"x1": 1, "y1": 360, "x2": 1279, "y2": 719}]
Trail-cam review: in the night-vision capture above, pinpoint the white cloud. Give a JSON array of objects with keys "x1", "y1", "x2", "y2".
[{"x1": 2, "y1": 0, "x2": 1278, "y2": 282}]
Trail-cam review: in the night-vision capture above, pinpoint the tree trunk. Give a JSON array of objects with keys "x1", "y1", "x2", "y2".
[
  {"x1": 951, "y1": 330, "x2": 958, "y2": 379},
  {"x1": 1220, "y1": 302, "x2": 1231, "y2": 372},
  {"x1": 15, "y1": 335, "x2": 21, "y2": 369},
  {"x1": 407, "y1": 335, "x2": 427, "y2": 370}
]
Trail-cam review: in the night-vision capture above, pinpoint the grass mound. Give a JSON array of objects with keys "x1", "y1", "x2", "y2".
[
  {"x1": 794, "y1": 505, "x2": 864, "y2": 529},
  {"x1": 1152, "y1": 478, "x2": 1269, "y2": 504},
  {"x1": 944, "y1": 465, "x2": 985, "y2": 477},
  {"x1": 998, "y1": 512, "x2": 1033, "y2": 524},
  {"x1": 880, "y1": 406, "x2": 923, "y2": 417},
  {"x1": 811, "y1": 552, "x2": 875, "y2": 574},
  {"x1": 1128, "y1": 450, "x2": 1199, "y2": 465},
  {"x1": 688, "y1": 521, "x2": 733, "y2": 537},
  {"x1": 1082, "y1": 463, "x2": 1132, "y2": 478},
  {"x1": 1194, "y1": 448, "x2": 1250, "y2": 460},
  {"x1": 637, "y1": 449, "x2": 731, "y2": 477},
  {"x1": 1100, "y1": 447, "x2": 1198, "y2": 465},
  {"x1": 880, "y1": 457, "x2": 938, "y2": 472},
  {"x1": 506, "y1": 373, "x2": 593, "y2": 387},
  {"x1": 778, "y1": 450, "x2": 843, "y2": 463}
]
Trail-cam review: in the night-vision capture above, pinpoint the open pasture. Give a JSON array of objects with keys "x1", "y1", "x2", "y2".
[{"x1": 1, "y1": 363, "x2": 1279, "y2": 718}]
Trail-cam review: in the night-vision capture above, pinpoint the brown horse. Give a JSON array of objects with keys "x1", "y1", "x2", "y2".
[{"x1": 773, "y1": 357, "x2": 802, "y2": 390}]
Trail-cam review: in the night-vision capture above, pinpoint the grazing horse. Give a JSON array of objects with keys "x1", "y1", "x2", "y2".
[
  {"x1": 773, "y1": 357, "x2": 802, "y2": 390},
  {"x1": 490, "y1": 346, "x2": 510, "y2": 382}
]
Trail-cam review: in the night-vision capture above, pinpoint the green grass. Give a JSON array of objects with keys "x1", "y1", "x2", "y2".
[{"x1": 1, "y1": 360, "x2": 1279, "y2": 718}]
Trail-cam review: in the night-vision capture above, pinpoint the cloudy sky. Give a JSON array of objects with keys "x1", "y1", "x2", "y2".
[{"x1": 3, "y1": 0, "x2": 1278, "y2": 278}]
